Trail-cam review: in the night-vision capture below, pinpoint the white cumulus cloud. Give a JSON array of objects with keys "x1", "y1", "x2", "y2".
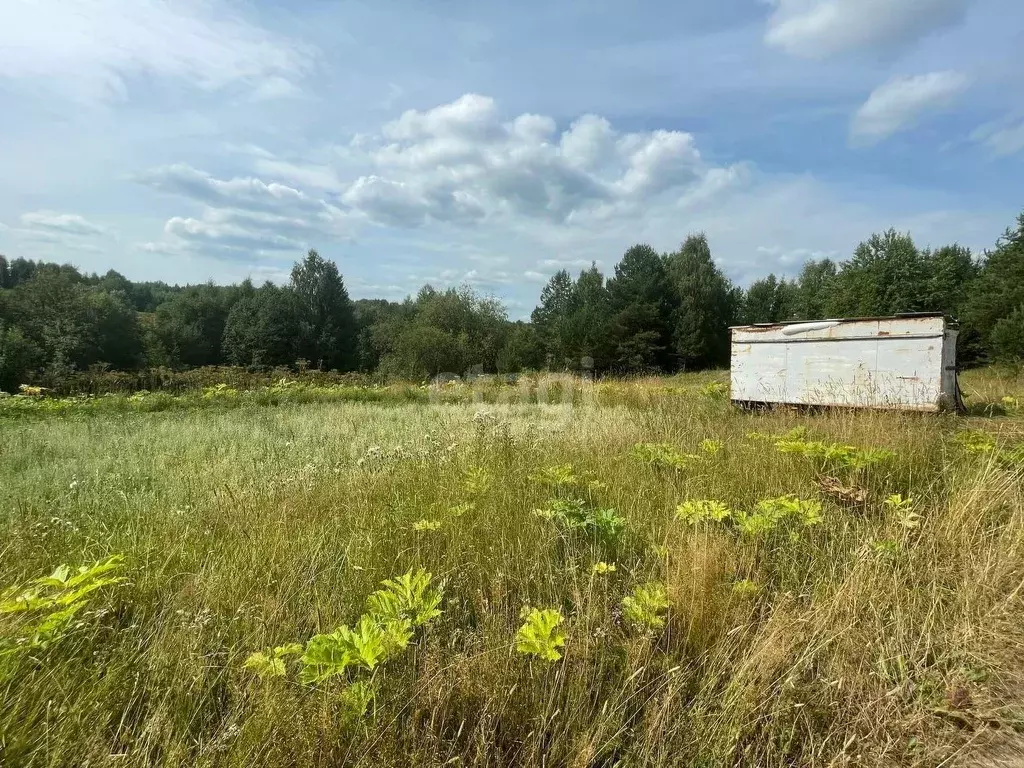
[
  {"x1": 851, "y1": 71, "x2": 971, "y2": 144},
  {"x1": 765, "y1": 0, "x2": 970, "y2": 58},
  {"x1": 344, "y1": 93, "x2": 738, "y2": 228}
]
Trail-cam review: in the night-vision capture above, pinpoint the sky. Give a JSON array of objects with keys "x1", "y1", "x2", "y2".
[{"x1": 0, "y1": 0, "x2": 1022, "y2": 317}]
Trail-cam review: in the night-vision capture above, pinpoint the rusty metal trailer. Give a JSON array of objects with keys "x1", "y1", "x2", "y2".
[{"x1": 729, "y1": 313, "x2": 961, "y2": 412}]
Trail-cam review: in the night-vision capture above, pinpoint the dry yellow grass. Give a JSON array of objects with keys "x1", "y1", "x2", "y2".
[{"x1": 0, "y1": 368, "x2": 1022, "y2": 767}]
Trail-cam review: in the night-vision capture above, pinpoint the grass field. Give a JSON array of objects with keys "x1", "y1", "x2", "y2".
[{"x1": 1, "y1": 370, "x2": 1023, "y2": 767}]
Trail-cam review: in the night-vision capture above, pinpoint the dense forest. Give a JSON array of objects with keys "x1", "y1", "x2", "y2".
[{"x1": 1, "y1": 210, "x2": 1022, "y2": 391}]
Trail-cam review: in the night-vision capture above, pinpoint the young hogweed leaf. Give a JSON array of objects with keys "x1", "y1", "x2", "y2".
[
  {"x1": 412, "y1": 519, "x2": 442, "y2": 532},
  {"x1": 884, "y1": 494, "x2": 921, "y2": 529},
  {"x1": 731, "y1": 579, "x2": 760, "y2": 599},
  {"x1": 629, "y1": 443, "x2": 695, "y2": 471},
  {"x1": 587, "y1": 507, "x2": 626, "y2": 545},
  {"x1": 336, "y1": 615, "x2": 392, "y2": 671},
  {"x1": 300, "y1": 631, "x2": 356, "y2": 684},
  {"x1": 340, "y1": 680, "x2": 376, "y2": 721},
  {"x1": 300, "y1": 615, "x2": 394, "y2": 684},
  {"x1": 463, "y1": 466, "x2": 492, "y2": 495},
  {"x1": 699, "y1": 381, "x2": 729, "y2": 400},
  {"x1": 755, "y1": 495, "x2": 823, "y2": 527},
  {"x1": 699, "y1": 439, "x2": 723, "y2": 456},
  {"x1": 247, "y1": 643, "x2": 304, "y2": 677},
  {"x1": 244, "y1": 652, "x2": 287, "y2": 679},
  {"x1": 515, "y1": 608, "x2": 566, "y2": 662},
  {"x1": 775, "y1": 438, "x2": 893, "y2": 472},
  {"x1": 954, "y1": 429, "x2": 996, "y2": 454},
  {"x1": 528, "y1": 464, "x2": 580, "y2": 487},
  {"x1": 622, "y1": 583, "x2": 670, "y2": 632},
  {"x1": 366, "y1": 568, "x2": 443, "y2": 628},
  {"x1": 533, "y1": 498, "x2": 588, "y2": 526},
  {"x1": 0, "y1": 554, "x2": 125, "y2": 652},
  {"x1": 733, "y1": 510, "x2": 777, "y2": 537},
  {"x1": 675, "y1": 500, "x2": 732, "y2": 525}
]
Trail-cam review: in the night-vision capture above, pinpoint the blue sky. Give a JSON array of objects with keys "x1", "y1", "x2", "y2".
[{"x1": 0, "y1": 0, "x2": 1021, "y2": 316}]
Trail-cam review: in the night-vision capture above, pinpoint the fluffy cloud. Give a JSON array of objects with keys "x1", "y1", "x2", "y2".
[
  {"x1": 345, "y1": 94, "x2": 738, "y2": 228},
  {"x1": 136, "y1": 164, "x2": 352, "y2": 256},
  {"x1": 851, "y1": 71, "x2": 971, "y2": 144},
  {"x1": 137, "y1": 94, "x2": 744, "y2": 263},
  {"x1": 765, "y1": 0, "x2": 970, "y2": 58},
  {"x1": 136, "y1": 164, "x2": 330, "y2": 215},
  {"x1": 0, "y1": 0, "x2": 311, "y2": 103},
  {"x1": 19, "y1": 211, "x2": 109, "y2": 237},
  {"x1": 164, "y1": 215, "x2": 308, "y2": 253},
  {"x1": 124, "y1": 92, "x2": 1010, "y2": 306}
]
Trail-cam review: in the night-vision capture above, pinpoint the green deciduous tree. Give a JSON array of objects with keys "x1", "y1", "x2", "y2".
[
  {"x1": 830, "y1": 230, "x2": 927, "y2": 317},
  {"x1": 0, "y1": 321, "x2": 41, "y2": 391},
  {"x1": 290, "y1": 249, "x2": 358, "y2": 371},
  {"x1": 0, "y1": 267, "x2": 143, "y2": 382},
  {"x1": 151, "y1": 285, "x2": 237, "y2": 368},
  {"x1": 373, "y1": 286, "x2": 508, "y2": 379},
  {"x1": 964, "y1": 213, "x2": 1024, "y2": 362},
  {"x1": 497, "y1": 321, "x2": 543, "y2": 373},
  {"x1": 792, "y1": 259, "x2": 837, "y2": 320},
  {"x1": 742, "y1": 274, "x2": 795, "y2": 324},
  {"x1": 222, "y1": 284, "x2": 302, "y2": 368}
]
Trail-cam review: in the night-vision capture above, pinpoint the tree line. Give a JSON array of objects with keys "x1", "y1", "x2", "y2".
[{"x1": 1, "y1": 210, "x2": 1022, "y2": 391}]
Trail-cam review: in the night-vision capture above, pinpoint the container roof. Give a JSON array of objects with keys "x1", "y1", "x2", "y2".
[{"x1": 729, "y1": 312, "x2": 956, "y2": 331}]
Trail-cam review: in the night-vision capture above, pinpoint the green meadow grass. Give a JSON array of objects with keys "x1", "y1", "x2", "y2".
[{"x1": 1, "y1": 369, "x2": 1023, "y2": 767}]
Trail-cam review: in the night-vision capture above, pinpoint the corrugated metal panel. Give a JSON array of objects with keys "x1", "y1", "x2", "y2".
[{"x1": 730, "y1": 316, "x2": 957, "y2": 411}]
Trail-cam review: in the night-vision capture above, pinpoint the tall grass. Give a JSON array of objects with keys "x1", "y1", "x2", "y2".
[{"x1": 1, "y1": 369, "x2": 1022, "y2": 767}]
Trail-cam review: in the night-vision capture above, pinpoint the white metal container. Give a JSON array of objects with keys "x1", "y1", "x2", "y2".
[{"x1": 730, "y1": 314, "x2": 960, "y2": 412}]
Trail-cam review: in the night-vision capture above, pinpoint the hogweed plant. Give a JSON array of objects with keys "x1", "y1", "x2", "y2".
[
  {"x1": 953, "y1": 429, "x2": 996, "y2": 454},
  {"x1": 734, "y1": 495, "x2": 823, "y2": 538},
  {"x1": 515, "y1": 608, "x2": 566, "y2": 662},
  {"x1": 463, "y1": 466, "x2": 492, "y2": 496},
  {"x1": 675, "y1": 495, "x2": 821, "y2": 537},
  {"x1": 699, "y1": 439, "x2": 723, "y2": 456},
  {"x1": 731, "y1": 579, "x2": 760, "y2": 599},
  {"x1": 300, "y1": 615, "x2": 404, "y2": 683},
  {"x1": 366, "y1": 568, "x2": 444, "y2": 629},
  {"x1": 675, "y1": 500, "x2": 733, "y2": 525},
  {"x1": 622, "y1": 583, "x2": 670, "y2": 632},
  {"x1": 754, "y1": 495, "x2": 823, "y2": 528},
  {"x1": 775, "y1": 437, "x2": 894, "y2": 473},
  {"x1": 1, "y1": 554, "x2": 125, "y2": 675},
  {"x1": 528, "y1": 463, "x2": 581, "y2": 488},
  {"x1": 246, "y1": 568, "x2": 443, "y2": 692},
  {"x1": 699, "y1": 381, "x2": 729, "y2": 400},
  {"x1": 412, "y1": 519, "x2": 443, "y2": 532},
  {"x1": 243, "y1": 643, "x2": 304, "y2": 680},
  {"x1": 883, "y1": 494, "x2": 921, "y2": 529},
  {"x1": 533, "y1": 498, "x2": 626, "y2": 547},
  {"x1": 629, "y1": 443, "x2": 697, "y2": 471}
]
